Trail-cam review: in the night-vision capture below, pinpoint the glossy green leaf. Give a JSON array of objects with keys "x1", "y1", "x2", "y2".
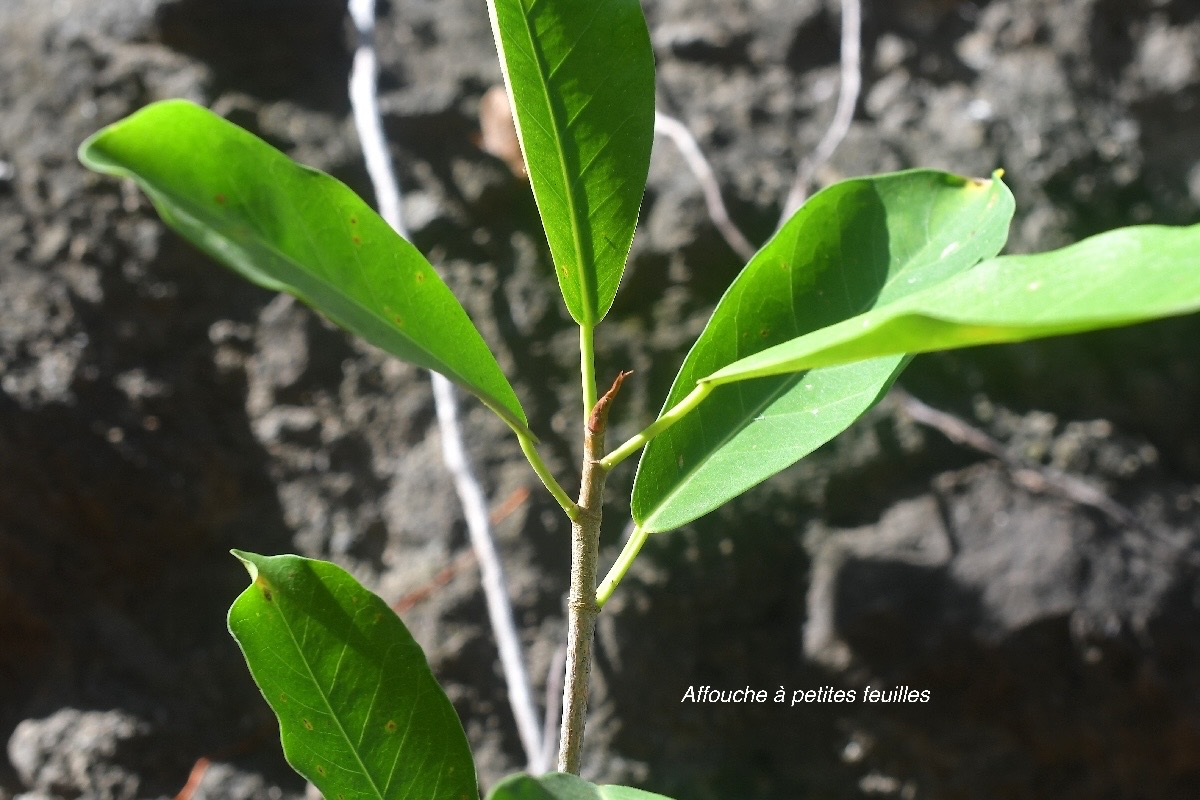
[
  {"x1": 488, "y1": 772, "x2": 674, "y2": 800},
  {"x1": 79, "y1": 100, "x2": 529, "y2": 437},
  {"x1": 631, "y1": 169, "x2": 1014, "y2": 534},
  {"x1": 228, "y1": 551, "x2": 477, "y2": 800},
  {"x1": 486, "y1": 0, "x2": 655, "y2": 325},
  {"x1": 707, "y1": 222, "x2": 1200, "y2": 384}
]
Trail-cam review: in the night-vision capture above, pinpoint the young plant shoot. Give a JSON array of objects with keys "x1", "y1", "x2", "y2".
[{"x1": 78, "y1": 0, "x2": 1200, "y2": 796}]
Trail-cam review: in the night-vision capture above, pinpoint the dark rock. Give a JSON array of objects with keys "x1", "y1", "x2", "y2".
[
  {"x1": 803, "y1": 459, "x2": 1200, "y2": 798},
  {"x1": 2, "y1": 0, "x2": 1199, "y2": 797}
]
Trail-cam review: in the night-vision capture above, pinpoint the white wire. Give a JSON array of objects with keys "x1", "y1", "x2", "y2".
[
  {"x1": 654, "y1": 111, "x2": 757, "y2": 261},
  {"x1": 780, "y1": 0, "x2": 863, "y2": 222},
  {"x1": 347, "y1": 0, "x2": 546, "y2": 771}
]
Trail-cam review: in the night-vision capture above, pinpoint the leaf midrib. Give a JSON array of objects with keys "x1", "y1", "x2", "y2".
[
  {"x1": 884, "y1": 188, "x2": 994, "y2": 289},
  {"x1": 712, "y1": 234, "x2": 1200, "y2": 383},
  {"x1": 514, "y1": 0, "x2": 597, "y2": 324},
  {"x1": 141, "y1": 180, "x2": 526, "y2": 433},
  {"x1": 272, "y1": 587, "x2": 388, "y2": 800}
]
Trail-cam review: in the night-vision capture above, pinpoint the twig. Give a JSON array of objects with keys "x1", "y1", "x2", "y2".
[
  {"x1": 654, "y1": 111, "x2": 757, "y2": 262},
  {"x1": 780, "y1": 0, "x2": 863, "y2": 221},
  {"x1": 171, "y1": 722, "x2": 278, "y2": 800},
  {"x1": 174, "y1": 757, "x2": 210, "y2": 800},
  {"x1": 895, "y1": 389, "x2": 1139, "y2": 527},
  {"x1": 391, "y1": 488, "x2": 529, "y2": 613},
  {"x1": 347, "y1": 0, "x2": 544, "y2": 771},
  {"x1": 392, "y1": 550, "x2": 475, "y2": 614},
  {"x1": 491, "y1": 485, "x2": 532, "y2": 525}
]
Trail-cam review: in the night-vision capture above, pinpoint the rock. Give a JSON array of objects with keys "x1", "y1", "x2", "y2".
[
  {"x1": 1, "y1": 0, "x2": 1199, "y2": 797},
  {"x1": 188, "y1": 761, "x2": 306, "y2": 800},
  {"x1": 7, "y1": 710, "x2": 148, "y2": 799}
]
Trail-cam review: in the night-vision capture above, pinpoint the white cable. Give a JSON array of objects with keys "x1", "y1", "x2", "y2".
[
  {"x1": 654, "y1": 111, "x2": 757, "y2": 262},
  {"x1": 349, "y1": 0, "x2": 405, "y2": 238},
  {"x1": 780, "y1": 0, "x2": 863, "y2": 222},
  {"x1": 347, "y1": 0, "x2": 546, "y2": 771}
]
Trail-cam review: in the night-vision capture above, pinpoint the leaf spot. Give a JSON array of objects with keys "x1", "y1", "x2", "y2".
[
  {"x1": 279, "y1": 693, "x2": 288, "y2": 703},
  {"x1": 385, "y1": 719, "x2": 398, "y2": 733},
  {"x1": 350, "y1": 216, "x2": 358, "y2": 225},
  {"x1": 255, "y1": 578, "x2": 274, "y2": 602},
  {"x1": 302, "y1": 718, "x2": 314, "y2": 731},
  {"x1": 415, "y1": 271, "x2": 425, "y2": 283},
  {"x1": 352, "y1": 235, "x2": 362, "y2": 245},
  {"x1": 392, "y1": 315, "x2": 404, "y2": 327},
  {"x1": 759, "y1": 327, "x2": 770, "y2": 338},
  {"x1": 315, "y1": 764, "x2": 326, "y2": 776},
  {"x1": 214, "y1": 193, "x2": 227, "y2": 206}
]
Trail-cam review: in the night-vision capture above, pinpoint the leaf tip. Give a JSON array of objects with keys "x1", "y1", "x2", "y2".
[
  {"x1": 964, "y1": 168, "x2": 1007, "y2": 192},
  {"x1": 230, "y1": 549, "x2": 261, "y2": 582},
  {"x1": 77, "y1": 126, "x2": 117, "y2": 174},
  {"x1": 77, "y1": 132, "x2": 99, "y2": 166}
]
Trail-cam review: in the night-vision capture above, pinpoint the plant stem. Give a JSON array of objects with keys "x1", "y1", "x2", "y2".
[
  {"x1": 580, "y1": 324, "x2": 598, "y2": 419},
  {"x1": 558, "y1": 441, "x2": 604, "y2": 774},
  {"x1": 599, "y1": 382, "x2": 714, "y2": 471},
  {"x1": 517, "y1": 431, "x2": 582, "y2": 522},
  {"x1": 558, "y1": 371, "x2": 627, "y2": 773},
  {"x1": 595, "y1": 524, "x2": 649, "y2": 608}
]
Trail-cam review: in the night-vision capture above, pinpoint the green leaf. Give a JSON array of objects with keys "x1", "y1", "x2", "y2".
[
  {"x1": 227, "y1": 551, "x2": 477, "y2": 800},
  {"x1": 486, "y1": 0, "x2": 655, "y2": 325},
  {"x1": 631, "y1": 169, "x2": 1014, "y2": 534},
  {"x1": 79, "y1": 99, "x2": 530, "y2": 438},
  {"x1": 487, "y1": 773, "x2": 674, "y2": 800},
  {"x1": 707, "y1": 222, "x2": 1200, "y2": 385}
]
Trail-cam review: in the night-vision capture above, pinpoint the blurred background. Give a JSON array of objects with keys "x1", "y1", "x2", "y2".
[{"x1": 2, "y1": 0, "x2": 1200, "y2": 797}]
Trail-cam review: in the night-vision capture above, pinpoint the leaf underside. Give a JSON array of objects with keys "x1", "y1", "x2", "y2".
[
  {"x1": 632, "y1": 169, "x2": 1015, "y2": 534},
  {"x1": 487, "y1": 0, "x2": 655, "y2": 325},
  {"x1": 228, "y1": 551, "x2": 477, "y2": 800},
  {"x1": 78, "y1": 99, "x2": 529, "y2": 437},
  {"x1": 709, "y1": 221, "x2": 1200, "y2": 383},
  {"x1": 488, "y1": 772, "x2": 674, "y2": 800}
]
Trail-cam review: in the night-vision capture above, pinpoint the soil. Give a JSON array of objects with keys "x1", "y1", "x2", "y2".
[{"x1": 2, "y1": 0, "x2": 1200, "y2": 798}]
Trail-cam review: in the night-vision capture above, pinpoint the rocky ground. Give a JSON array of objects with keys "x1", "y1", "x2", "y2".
[{"x1": 2, "y1": 0, "x2": 1200, "y2": 798}]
